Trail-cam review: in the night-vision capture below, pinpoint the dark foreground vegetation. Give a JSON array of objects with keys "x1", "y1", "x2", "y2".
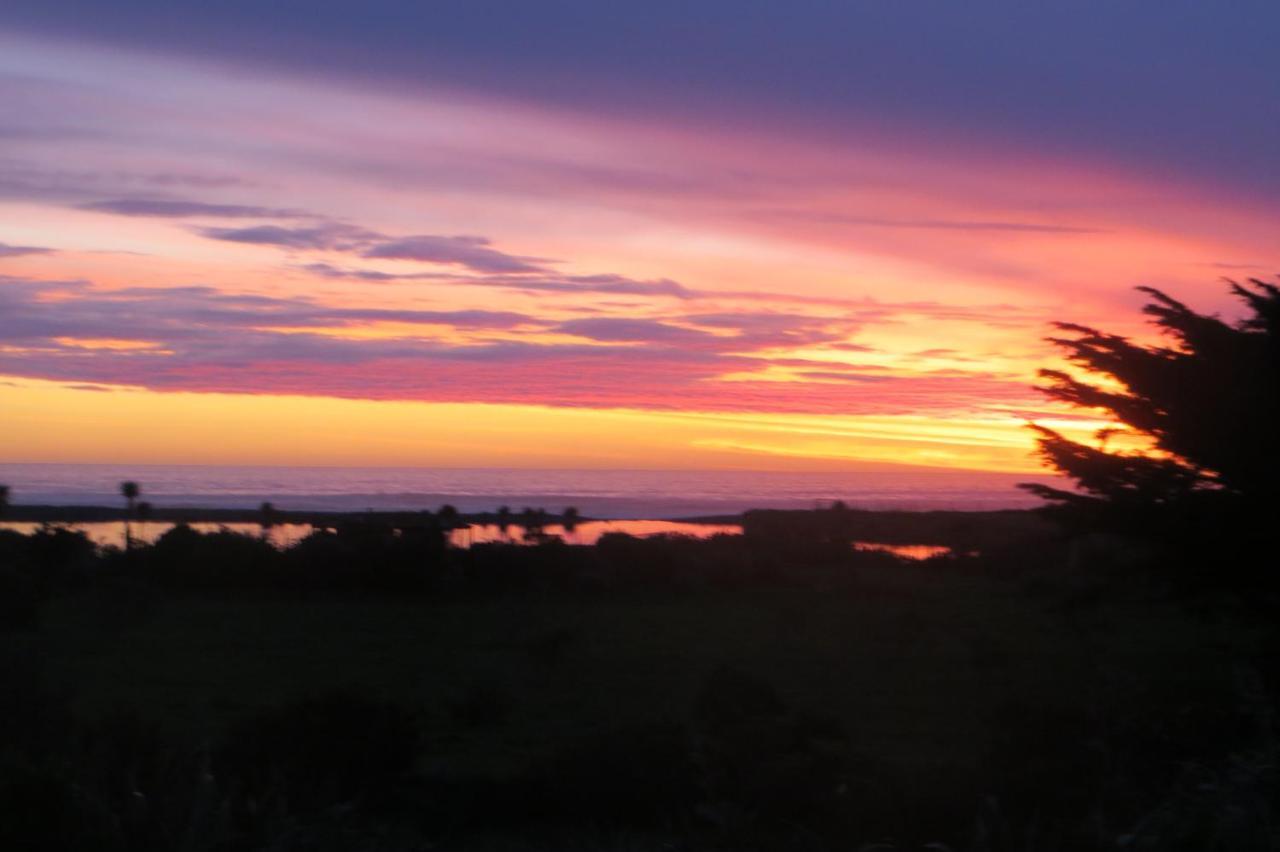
[{"x1": 2, "y1": 506, "x2": 1278, "y2": 852}]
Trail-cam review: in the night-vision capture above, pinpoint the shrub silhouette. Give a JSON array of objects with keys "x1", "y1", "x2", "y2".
[
  {"x1": 1, "y1": 525, "x2": 97, "y2": 601},
  {"x1": 285, "y1": 521, "x2": 444, "y2": 593},
  {"x1": 29, "y1": 524, "x2": 96, "y2": 575},
  {"x1": 144, "y1": 523, "x2": 278, "y2": 589}
]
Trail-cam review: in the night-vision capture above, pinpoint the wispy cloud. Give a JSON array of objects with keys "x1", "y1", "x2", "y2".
[
  {"x1": 361, "y1": 234, "x2": 549, "y2": 274},
  {"x1": 200, "y1": 222, "x2": 381, "y2": 251},
  {"x1": 0, "y1": 274, "x2": 1040, "y2": 416},
  {"x1": 0, "y1": 241, "x2": 53, "y2": 257},
  {"x1": 553, "y1": 317, "x2": 717, "y2": 344},
  {"x1": 0, "y1": 158, "x2": 252, "y2": 203},
  {"x1": 762, "y1": 210, "x2": 1107, "y2": 235},
  {"x1": 204, "y1": 225, "x2": 550, "y2": 275},
  {"x1": 80, "y1": 198, "x2": 305, "y2": 218},
  {"x1": 301, "y1": 262, "x2": 697, "y2": 298}
]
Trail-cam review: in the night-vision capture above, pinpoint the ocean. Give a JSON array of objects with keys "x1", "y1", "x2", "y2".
[{"x1": 0, "y1": 463, "x2": 1062, "y2": 518}]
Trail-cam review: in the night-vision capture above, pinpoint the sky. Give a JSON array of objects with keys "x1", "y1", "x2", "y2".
[{"x1": 1, "y1": 1, "x2": 1278, "y2": 473}]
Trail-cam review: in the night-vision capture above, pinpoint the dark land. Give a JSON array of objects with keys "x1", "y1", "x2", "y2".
[
  {"x1": 1, "y1": 505, "x2": 1275, "y2": 851},
  {"x1": 2, "y1": 503, "x2": 1044, "y2": 541}
]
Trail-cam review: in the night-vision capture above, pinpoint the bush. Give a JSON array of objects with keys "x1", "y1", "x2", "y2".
[{"x1": 146, "y1": 524, "x2": 279, "y2": 589}]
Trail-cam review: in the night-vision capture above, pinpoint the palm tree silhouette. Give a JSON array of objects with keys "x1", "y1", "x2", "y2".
[
  {"x1": 0, "y1": 484, "x2": 9, "y2": 519},
  {"x1": 120, "y1": 481, "x2": 140, "y2": 550},
  {"x1": 496, "y1": 505, "x2": 513, "y2": 541}
]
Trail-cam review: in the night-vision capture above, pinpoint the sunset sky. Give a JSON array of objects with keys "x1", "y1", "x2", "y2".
[{"x1": 2, "y1": 2, "x2": 1278, "y2": 472}]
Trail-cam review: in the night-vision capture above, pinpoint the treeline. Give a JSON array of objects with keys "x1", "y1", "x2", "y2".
[{"x1": 0, "y1": 516, "x2": 1008, "y2": 621}]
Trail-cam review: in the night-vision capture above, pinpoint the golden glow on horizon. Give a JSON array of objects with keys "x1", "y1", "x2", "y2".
[{"x1": 0, "y1": 378, "x2": 1079, "y2": 473}]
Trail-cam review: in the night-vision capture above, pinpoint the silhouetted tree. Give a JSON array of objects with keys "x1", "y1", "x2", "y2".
[
  {"x1": 562, "y1": 506, "x2": 581, "y2": 534},
  {"x1": 496, "y1": 505, "x2": 513, "y2": 540},
  {"x1": 437, "y1": 504, "x2": 466, "y2": 547},
  {"x1": 521, "y1": 507, "x2": 547, "y2": 541},
  {"x1": 1024, "y1": 280, "x2": 1280, "y2": 533},
  {"x1": 120, "y1": 481, "x2": 140, "y2": 550},
  {"x1": 0, "y1": 485, "x2": 8, "y2": 519},
  {"x1": 259, "y1": 501, "x2": 277, "y2": 541}
]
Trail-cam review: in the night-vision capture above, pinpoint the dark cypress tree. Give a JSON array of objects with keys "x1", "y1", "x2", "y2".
[{"x1": 1023, "y1": 280, "x2": 1280, "y2": 545}]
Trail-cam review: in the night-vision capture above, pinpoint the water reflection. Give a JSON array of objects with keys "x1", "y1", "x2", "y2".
[
  {"x1": 450, "y1": 519, "x2": 742, "y2": 547},
  {"x1": 0, "y1": 521, "x2": 956, "y2": 560},
  {"x1": 0, "y1": 519, "x2": 740, "y2": 551},
  {"x1": 854, "y1": 541, "x2": 955, "y2": 560},
  {"x1": 0, "y1": 521, "x2": 314, "y2": 550}
]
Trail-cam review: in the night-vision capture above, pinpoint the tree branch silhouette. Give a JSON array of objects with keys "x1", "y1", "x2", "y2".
[{"x1": 1023, "y1": 279, "x2": 1280, "y2": 525}]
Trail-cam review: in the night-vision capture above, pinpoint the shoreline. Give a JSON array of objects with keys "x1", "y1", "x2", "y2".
[
  {"x1": 1, "y1": 503, "x2": 1036, "y2": 523},
  {"x1": 0, "y1": 504, "x2": 706, "y2": 525},
  {"x1": 1, "y1": 504, "x2": 1052, "y2": 550}
]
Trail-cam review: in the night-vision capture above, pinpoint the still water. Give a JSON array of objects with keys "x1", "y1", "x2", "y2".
[
  {"x1": 0, "y1": 519, "x2": 739, "y2": 551},
  {"x1": 0, "y1": 520, "x2": 954, "y2": 559}
]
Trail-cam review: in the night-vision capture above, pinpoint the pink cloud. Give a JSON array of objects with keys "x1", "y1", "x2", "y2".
[{"x1": 0, "y1": 274, "x2": 1042, "y2": 416}]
